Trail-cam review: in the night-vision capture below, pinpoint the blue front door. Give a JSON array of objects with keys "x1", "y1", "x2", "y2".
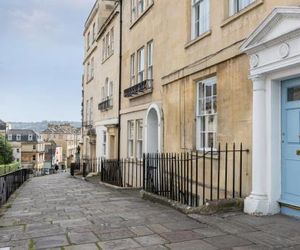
[{"x1": 281, "y1": 77, "x2": 300, "y2": 216}]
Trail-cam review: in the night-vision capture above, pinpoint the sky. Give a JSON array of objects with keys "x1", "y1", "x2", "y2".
[{"x1": 0, "y1": 0, "x2": 95, "y2": 122}]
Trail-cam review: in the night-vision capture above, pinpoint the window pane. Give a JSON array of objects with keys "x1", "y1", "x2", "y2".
[
  {"x1": 205, "y1": 85, "x2": 211, "y2": 97},
  {"x1": 213, "y1": 83, "x2": 217, "y2": 95},
  {"x1": 208, "y1": 132, "x2": 214, "y2": 148},
  {"x1": 197, "y1": 78, "x2": 217, "y2": 149},
  {"x1": 205, "y1": 97, "x2": 212, "y2": 114},
  {"x1": 198, "y1": 83, "x2": 204, "y2": 99},
  {"x1": 288, "y1": 86, "x2": 300, "y2": 102},
  {"x1": 201, "y1": 116, "x2": 205, "y2": 132},
  {"x1": 213, "y1": 96, "x2": 217, "y2": 113}
]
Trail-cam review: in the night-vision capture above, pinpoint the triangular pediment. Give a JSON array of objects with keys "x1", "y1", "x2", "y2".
[{"x1": 241, "y1": 7, "x2": 300, "y2": 53}]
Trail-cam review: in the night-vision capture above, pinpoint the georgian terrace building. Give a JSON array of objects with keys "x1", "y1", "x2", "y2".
[
  {"x1": 82, "y1": 0, "x2": 120, "y2": 166},
  {"x1": 7, "y1": 129, "x2": 45, "y2": 170},
  {"x1": 41, "y1": 124, "x2": 80, "y2": 166},
  {"x1": 84, "y1": 0, "x2": 300, "y2": 217}
]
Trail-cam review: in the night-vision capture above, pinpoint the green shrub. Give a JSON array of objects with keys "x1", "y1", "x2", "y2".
[
  {"x1": 0, "y1": 162, "x2": 21, "y2": 175},
  {"x1": 0, "y1": 134, "x2": 13, "y2": 165}
]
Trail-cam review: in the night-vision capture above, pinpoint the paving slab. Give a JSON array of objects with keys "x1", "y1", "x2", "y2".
[
  {"x1": 68, "y1": 231, "x2": 99, "y2": 244},
  {"x1": 160, "y1": 230, "x2": 203, "y2": 243},
  {"x1": 165, "y1": 239, "x2": 217, "y2": 250},
  {"x1": 97, "y1": 228, "x2": 136, "y2": 241},
  {"x1": 134, "y1": 234, "x2": 168, "y2": 246},
  {"x1": 64, "y1": 243, "x2": 100, "y2": 250},
  {"x1": 98, "y1": 238, "x2": 141, "y2": 250},
  {"x1": 33, "y1": 234, "x2": 69, "y2": 249},
  {"x1": 203, "y1": 234, "x2": 254, "y2": 249}
]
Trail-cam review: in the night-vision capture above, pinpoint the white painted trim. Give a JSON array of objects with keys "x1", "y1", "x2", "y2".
[
  {"x1": 242, "y1": 6, "x2": 300, "y2": 215},
  {"x1": 241, "y1": 7, "x2": 300, "y2": 53},
  {"x1": 144, "y1": 103, "x2": 163, "y2": 153}
]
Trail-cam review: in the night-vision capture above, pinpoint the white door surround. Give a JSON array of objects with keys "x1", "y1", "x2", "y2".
[
  {"x1": 145, "y1": 103, "x2": 163, "y2": 153},
  {"x1": 241, "y1": 7, "x2": 300, "y2": 215}
]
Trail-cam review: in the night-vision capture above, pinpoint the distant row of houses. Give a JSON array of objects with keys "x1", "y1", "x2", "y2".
[
  {"x1": 0, "y1": 120, "x2": 80, "y2": 170},
  {"x1": 81, "y1": 0, "x2": 300, "y2": 217}
]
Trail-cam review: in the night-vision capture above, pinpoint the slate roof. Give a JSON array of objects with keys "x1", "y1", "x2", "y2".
[
  {"x1": 42, "y1": 124, "x2": 80, "y2": 135},
  {"x1": 7, "y1": 129, "x2": 40, "y2": 142}
]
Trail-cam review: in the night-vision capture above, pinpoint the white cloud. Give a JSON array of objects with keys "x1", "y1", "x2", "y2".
[{"x1": 10, "y1": 8, "x2": 60, "y2": 41}]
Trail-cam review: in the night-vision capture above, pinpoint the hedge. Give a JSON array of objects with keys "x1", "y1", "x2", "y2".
[{"x1": 0, "y1": 162, "x2": 21, "y2": 176}]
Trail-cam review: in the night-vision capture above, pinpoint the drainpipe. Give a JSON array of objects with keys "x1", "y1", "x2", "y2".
[{"x1": 117, "y1": 0, "x2": 123, "y2": 160}]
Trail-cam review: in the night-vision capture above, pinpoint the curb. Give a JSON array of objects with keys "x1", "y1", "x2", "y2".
[{"x1": 140, "y1": 190, "x2": 244, "y2": 215}]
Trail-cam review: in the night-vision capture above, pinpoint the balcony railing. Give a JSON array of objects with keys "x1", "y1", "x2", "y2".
[
  {"x1": 98, "y1": 97, "x2": 113, "y2": 111},
  {"x1": 124, "y1": 79, "x2": 153, "y2": 98}
]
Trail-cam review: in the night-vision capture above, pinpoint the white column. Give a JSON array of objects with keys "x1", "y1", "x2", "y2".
[{"x1": 244, "y1": 75, "x2": 270, "y2": 215}]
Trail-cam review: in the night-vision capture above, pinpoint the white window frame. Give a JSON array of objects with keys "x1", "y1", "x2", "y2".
[
  {"x1": 102, "y1": 131, "x2": 107, "y2": 157},
  {"x1": 110, "y1": 27, "x2": 114, "y2": 54},
  {"x1": 138, "y1": 0, "x2": 145, "y2": 16},
  {"x1": 229, "y1": 0, "x2": 255, "y2": 16},
  {"x1": 106, "y1": 33, "x2": 110, "y2": 58},
  {"x1": 28, "y1": 134, "x2": 33, "y2": 141},
  {"x1": 90, "y1": 97, "x2": 93, "y2": 124},
  {"x1": 130, "y1": 53, "x2": 136, "y2": 86},
  {"x1": 131, "y1": 0, "x2": 137, "y2": 22},
  {"x1": 92, "y1": 23, "x2": 96, "y2": 41},
  {"x1": 196, "y1": 77, "x2": 217, "y2": 151},
  {"x1": 147, "y1": 41, "x2": 153, "y2": 80},
  {"x1": 87, "y1": 32, "x2": 90, "y2": 50},
  {"x1": 137, "y1": 47, "x2": 145, "y2": 83},
  {"x1": 127, "y1": 120, "x2": 135, "y2": 158},
  {"x1": 8, "y1": 134, "x2": 12, "y2": 141},
  {"x1": 109, "y1": 81, "x2": 113, "y2": 98},
  {"x1": 86, "y1": 99, "x2": 89, "y2": 124},
  {"x1": 192, "y1": 0, "x2": 210, "y2": 39},
  {"x1": 87, "y1": 62, "x2": 90, "y2": 81},
  {"x1": 105, "y1": 78, "x2": 109, "y2": 98},
  {"x1": 102, "y1": 37, "x2": 106, "y2": 61},
  {"x1": 91, "y1": 58, "x2": 94, "y2": 78},
  {"x1": 136, "y1": 119, "x2": 143, "y2": 159},
  {"x1": 16, "y1": 134, "x2": 21, "y2": 141}
]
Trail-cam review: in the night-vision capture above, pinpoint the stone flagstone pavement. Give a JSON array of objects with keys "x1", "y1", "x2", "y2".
[{"x1": 0, "y1": 173, "x2": 300, "y2": 249}]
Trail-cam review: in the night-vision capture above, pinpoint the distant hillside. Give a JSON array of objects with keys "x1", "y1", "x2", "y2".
[{"x1": 10, "y1": 121, "x2": 81, "y2": 132}]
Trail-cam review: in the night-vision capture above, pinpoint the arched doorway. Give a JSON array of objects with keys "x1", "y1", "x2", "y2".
[
  {"x1": 145, "y1": 103, "x2": 162, "y2": 154},
  {"x1": 147, "y1": 109, "x2": 158, "y2": 153}
]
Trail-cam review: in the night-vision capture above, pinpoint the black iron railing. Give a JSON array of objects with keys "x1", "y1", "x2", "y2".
[
  {"x1": 98, "y1": 97, "x2": 113, "y2": 111},
  {"x1": 124, "y1": 79, "x2": 153, "y2": 98},
  {"x1": 70, "y1": 158, "x2": 100, "y2": 177},
  {"x1": 144, "y1": 143, "x2": 249, "y2": 207},
  {"x1": 101, "y1": 158, "x2": 143, "y2": 188},
  {"x1": 0, "y1": 169, "x2": 30, "y2": 206}
]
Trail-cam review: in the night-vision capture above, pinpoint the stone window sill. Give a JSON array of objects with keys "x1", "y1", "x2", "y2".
[
  {"x1": 221, "y1": 0, "x2": 264, "y2": 28},
  {"x1": 102, "y1": 52, "x2": 114, "y2": 64},
  {"x1": 86, "y1": 77, "x2": 94, "y2": 84},
  {"x1": 130, "y1": 3, "x2": 154, "y2": 30},
  {"x1": 185, "y1": 30, "x2": 212, "y2": 49}
]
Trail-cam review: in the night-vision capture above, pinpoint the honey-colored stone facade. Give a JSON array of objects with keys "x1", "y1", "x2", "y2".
[
  {"x1": 83, "y1": 0, "x2": 120, "y2": 161},
  {"x1": 83, "y1": 0, "x2": 300, "y2": 197}
]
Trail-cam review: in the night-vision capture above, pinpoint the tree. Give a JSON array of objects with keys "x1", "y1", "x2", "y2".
[{"x1": 0, "y1": 134, "x2": 14, "y2": 165}]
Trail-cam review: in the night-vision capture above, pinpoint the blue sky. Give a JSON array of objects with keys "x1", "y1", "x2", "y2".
[{"x1": 0, "y1": 0, "x2": 95, "y2": 122}]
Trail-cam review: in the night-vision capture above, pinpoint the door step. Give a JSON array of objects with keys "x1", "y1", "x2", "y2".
[{"x1": 279, "y1": 200, "x2": 300, "y2": 218}]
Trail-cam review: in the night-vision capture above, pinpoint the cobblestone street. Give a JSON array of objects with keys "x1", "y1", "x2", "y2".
[{"x1": 0, "y1": 174, "x2": 300, "y2": 250}]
